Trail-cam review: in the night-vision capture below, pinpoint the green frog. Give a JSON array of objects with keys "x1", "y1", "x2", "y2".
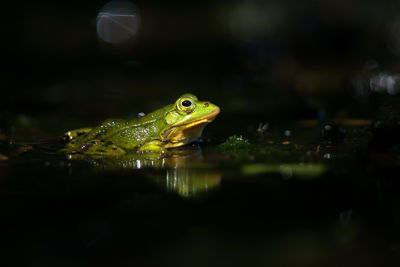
[{"x1": 63, "y1": 93, "x2": 220, "y2": 155}]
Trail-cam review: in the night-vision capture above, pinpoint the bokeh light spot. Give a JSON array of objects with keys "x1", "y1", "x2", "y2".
[
  {"x1": 369, "y1": 72, "x2": 400, "y2": 95},
  {"x1": 96, "y1": 1, "x2": 141, "y2": 44}
]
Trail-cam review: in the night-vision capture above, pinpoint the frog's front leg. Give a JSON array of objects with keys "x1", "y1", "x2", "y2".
[
  {"x1": 138, "y1": 140, "x2": 165, "y2": 153},
  {"x1": 64, "y1": 127, "x2": 93, "y2": 140}
]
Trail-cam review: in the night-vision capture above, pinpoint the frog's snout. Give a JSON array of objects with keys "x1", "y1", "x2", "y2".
[{"x1": 204, "y1": 102, "x2": 209, "y2": 108}]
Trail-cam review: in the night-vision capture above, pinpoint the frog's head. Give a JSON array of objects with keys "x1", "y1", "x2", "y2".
[{"x1": 162, "y1": 93, "x2": 220, "y2": 148}]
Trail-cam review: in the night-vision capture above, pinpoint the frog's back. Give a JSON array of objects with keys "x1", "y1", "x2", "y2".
[
  {"x1": 64, "y1": 108, "x2": 168, "y2": 153},
  {"x1": 110, "y1": 108, "x2": 170, "y2": 149}
]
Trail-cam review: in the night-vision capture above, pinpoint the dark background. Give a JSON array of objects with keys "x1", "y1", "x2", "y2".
[{"x1": 4, "y1": 0, "x2": 400, "y2": 125}]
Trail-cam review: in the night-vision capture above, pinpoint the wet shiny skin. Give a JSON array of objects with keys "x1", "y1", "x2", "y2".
[{"x1": 63, "y1": 94, "x2": 220, "y2": 155}]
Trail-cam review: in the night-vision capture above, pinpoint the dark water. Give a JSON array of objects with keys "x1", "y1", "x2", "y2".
[{"x1": 1, "y1": 113, "x2": 400, "y2": 267}]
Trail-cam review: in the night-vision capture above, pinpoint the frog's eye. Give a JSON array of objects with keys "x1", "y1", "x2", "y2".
[
  {"x1": 177, "y1": 98, "x2": 196, "y2": 113},
  {"x1": 181, "y1": 100, "x2": 192, "y2": 107}
]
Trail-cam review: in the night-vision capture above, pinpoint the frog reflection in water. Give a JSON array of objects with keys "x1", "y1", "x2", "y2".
[
  {"x1": 63, "y1": 94, "x2": 220, "y2": 155},
  {"x1": 83, "y1": 146, "x2": 222, "y2": 198}
]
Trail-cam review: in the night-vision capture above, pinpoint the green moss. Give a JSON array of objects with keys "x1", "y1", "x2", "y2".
[{"x1": 219, "y1": 135, "x2": 251, "y2": 151}]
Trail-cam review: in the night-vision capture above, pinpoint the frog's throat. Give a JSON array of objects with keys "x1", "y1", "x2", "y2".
[{"x1": 161, "y1": 109, "x2": 219, "y2": 147}]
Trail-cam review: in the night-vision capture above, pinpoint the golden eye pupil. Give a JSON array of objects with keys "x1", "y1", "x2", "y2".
[{"x1": 181, "y1": 100, "x2": 192, "y2": 107}]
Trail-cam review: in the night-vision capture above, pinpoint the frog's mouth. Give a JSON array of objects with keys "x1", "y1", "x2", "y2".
[{"x1": 162, "y1": 108, "x2": 220, "y2": 148}]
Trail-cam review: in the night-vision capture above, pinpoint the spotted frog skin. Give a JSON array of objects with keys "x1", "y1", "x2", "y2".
[{"x1": 63, "y1": 94, "x2": 220, "y2": 155}]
